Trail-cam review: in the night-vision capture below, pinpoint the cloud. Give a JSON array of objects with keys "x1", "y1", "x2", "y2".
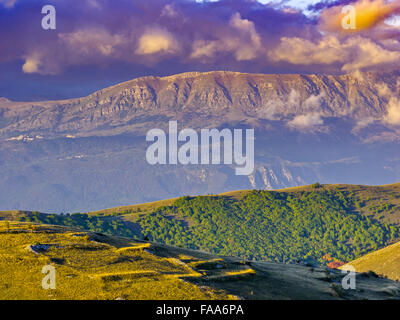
[
  {"x1": 373, "y1": 82, "x2": 400, "y2": 126},
  {"x1": 351, "y1": 82, "x2": 400, "y2": 128},
  {"x1": 376, "y1": 82, "x2": 392, "y2": 97},
  {"x1": 229, "y1": 12, "x2": 262, "y2": 60},
  {"x1": 21, "y1": 52, "x2": 63, "y2": 75},
  {"x1": 161, "y1": 4, "x2": 178, "y2": 18},
  {"x1": 288, "y1": 113, "x2": 324, "y2": 129},
  {"x1": 18, "y1": 28, "x2": 128, "y2": 74},
  {"x1": 319, "y1": 0, "x2": 400, "y2": 33},
  {"x1": 135, "y1": 28, "x2": 179, "y2": 55},
  {"x1": 351, "y1": 69, "x2": 366, "y2": 82},
  {"x1": 256, "y1": 97, "x2": 284, "y2": 120},
  {"x1": 1, "y1": 0, "x2": 399, "y2": 77},
  {"x1": 269, "y1": 34, "x2": 400, "y2": 71},
  {"x1": 384, "y1": 98, "x2": 400, "y2": 125},
  {"x1": 269, "y1": 36, "x2": 346, "y2": 65},
  {"x1": 287, "y1": 89, "x2": 300, "y2": 106},
  {"x1": 386, "y1": 14, "x2": 400, "y2": 26},
  {"x1": 59, "y1": 28, "x2": 125, "y2": 57},
  {"x1": 351, "y1": 116, "x2": 376, "y2": 133},
  {"x1": 22, "y1": 54, "x2": 41, "y2": 74},
  {"x1": 342, "y1": 36, "x2": 400, "y2": 71},
  {"x1": 190, "y1": 12, "x2": 262, "y2": 61},
  {"x1": 304, "y1": 92, "x2": 326, "y2": 110}
]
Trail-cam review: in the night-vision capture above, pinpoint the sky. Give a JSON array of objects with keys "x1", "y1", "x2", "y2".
[{"x1": 0, "y1": 0, "x2": 399, "y2": 101}]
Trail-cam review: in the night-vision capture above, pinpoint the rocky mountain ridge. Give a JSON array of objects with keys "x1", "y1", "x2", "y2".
[{"x1": 1, "y1": 70, "x2": 399, "y2": 138}]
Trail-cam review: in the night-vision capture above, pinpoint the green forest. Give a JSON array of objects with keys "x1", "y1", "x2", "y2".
[
  {"x1": 19, "y1": 212, "x2": 134, "y2": 237},
  {"x1": 19, "y1": 187, "x2": 400, "y2": 265},
  {"x1": 138, "y1": 189, "x2": 399, "y2": 264}
]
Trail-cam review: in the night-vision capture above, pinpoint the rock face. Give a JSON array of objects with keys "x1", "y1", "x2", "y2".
[
  {"x1": 0, "y1": 71, "x2": 399, "y2": 212},
  {"x1": 0, "y1": 70, "x2": 399, "y2": 137}
]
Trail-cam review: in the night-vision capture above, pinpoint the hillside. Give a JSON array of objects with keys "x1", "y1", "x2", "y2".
[
  {"x1": 89, "y1": 183, "x2": 400, "y2": 225},
  {"x1": 0, "y1": 71, "x2": 399, "y2": 212},
  {"x1": 5, "y1": 183, "x2": 400, "y2": 266},
  {"x1": 1, "y1": 221, "x2": 400, "y2": 300},
  {"x1": 341, "y1": 241, "x2": 400, "y2": 282}
]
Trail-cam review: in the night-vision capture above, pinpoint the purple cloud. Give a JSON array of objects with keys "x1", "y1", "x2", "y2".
[{"x1": 0, "y1": 0, "x2": 399, "y2": 79}]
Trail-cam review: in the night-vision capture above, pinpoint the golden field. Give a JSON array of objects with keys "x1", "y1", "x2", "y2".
[{"x1": 1, "y1": 221, "x2": 400, "y2": 300}]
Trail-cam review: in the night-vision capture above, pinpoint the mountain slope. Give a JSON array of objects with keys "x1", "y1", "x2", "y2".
[
  {"x1": 341, "y1": 241, "x2": 400, "y2": 282},
  {"x1": 1, "y1": 221, "x2": 400, "y2": 300},
  {"x1": 6, "y1": 183, "x2": 400, "y2": 266},
  {"x1": 88, "y1": 183, "x2": 400, "y2": 224},
  {"x1": 0, "y1": 70, "x2": 399, "y2": 138}
]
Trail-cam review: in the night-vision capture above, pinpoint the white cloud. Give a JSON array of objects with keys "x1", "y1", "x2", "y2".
[
  {"x1": 135, "y1": 28, "x2": 179, "y2": 55},
  {"x1": 376, "y1": 82, "x2": 392, "y2": 97},
  {"x1": 22, "y1": 54, "x2": 41, "y2": 74},
  {"x1": 22, "y1": 29, "x2": 126, "y2": 74},
  {"x1": 373, "y1": 82, "x2": 400, "y2": 126},
  {"x1": 287, "y1": 89, "x2": 300, "y2": 106},
  {"x1": 304, "y1": 92, "x2": 325, "y2": 111},
  {"x1": 269, "y1": 35, "x2": 400, "y2": 72},
  {"x1": 351, "y1": 69, "x2": 365, "y2": 83},
  {"x1": 352, "y1": 117, "x2": 376, "y2": 132},
  {"x1": 191, "y1": 40, "x2": 220, "y2": 59},
  {"x1": 229, "y1": 12, "x2": 262, "y2": 61},
  {"x1": 288, "y1": 112, "x2": 324, "y2": 129},
  {"x1": 256, "y1": 98, "x2": 283, "y2": 120},
  {"x1": 342, "y1": 37, "x2": 400, "y2": 72},
  {"x1": 59, "y1": 29, "x2": 124, "y2": 57},
  {"x1": 269, "y1": 36, "x2": 345, "y2": 65},
  {"x1": 384, "y1": 98, "x2": 400, "y2": 125}
]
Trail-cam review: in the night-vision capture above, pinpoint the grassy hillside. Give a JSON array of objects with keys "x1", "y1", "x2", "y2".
[
  {"x1": 0, "y1": 221, "x2": 232, "y2": 300},
  {"x1": 3, "y1": 183, "x2": 400, "y2": 266},
  {"x1": 1, "y1": 221, "x2": 400, "y2": 300},
  {"x1": 340, "y1": 241, "x2": 400, "y2": 282},
  {"x1": 90, "y1": 183, "x2": 400, "y2": 224}
]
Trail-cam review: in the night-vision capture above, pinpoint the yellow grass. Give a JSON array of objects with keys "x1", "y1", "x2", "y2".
[
  {"x1": 340, "y1": 241, "x2": 400, "y2": 281},
  {"x1": 2, "y1": 220, "x2": 400, "y2": 300},
  {"x1": 0, "y1": 221, "x2": 233, "y2": 300}
]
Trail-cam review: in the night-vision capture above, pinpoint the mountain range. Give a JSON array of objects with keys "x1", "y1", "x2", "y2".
[{"x1": 1, "y1": 70, "x2": 399, "y2": 212}]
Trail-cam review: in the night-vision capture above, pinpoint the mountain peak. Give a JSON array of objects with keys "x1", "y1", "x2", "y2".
[{"x1": 0, "y1": 70, "x2": 398, "y2": 138}]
